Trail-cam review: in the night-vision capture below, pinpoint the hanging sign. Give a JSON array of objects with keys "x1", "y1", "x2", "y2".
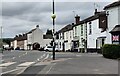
[{"x1": 112, "y1": 35, "x2": 119, "y2": 41}]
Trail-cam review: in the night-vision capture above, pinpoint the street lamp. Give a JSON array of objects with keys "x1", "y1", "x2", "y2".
[{"x1": 51, "y1": 0, "x2": 56, "y2": 60}]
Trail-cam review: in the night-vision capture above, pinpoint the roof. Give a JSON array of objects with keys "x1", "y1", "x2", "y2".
[
  {"x1": 14, "y1": 34, "x2": 27, "y2": 41},
  {"x1": 104, "y1": 1, "x2": 120, "y2": 10},
  {"x1": 110, "y1": 25, "x2": 120, "y2": 33},
  {"x1": 27, "y1": 28, "x2": 36, "y2": 34},
  {"x1": 58, "y1": 24, "x2": 73, "y2": 33},
  {"x1": 84, "y1": 11, "x2": 106, "y2": 22},
  {"x1": 26, "y1": 25, "x2": 40, "y2": 34},
  {"x1": 74, "y1": 11, "x2": 106, "y2": 27}
]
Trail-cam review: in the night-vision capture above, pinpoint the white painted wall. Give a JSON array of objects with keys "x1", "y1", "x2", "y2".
[
  {"x1": 24, "y1": 40, "x2": 27, "y2": 50},
  {"x1": 105, "y1": 6, "x2": 119, "y2": 44},
  {"x1": 27, "y1": 27, "x2": 47, "y2": 48},
  {"x1": 32, "y1": 27, "x2": 44, "y2": 47},
  {"x1": 64, "y1": 30, "x2": 73, "y2": 51},
  {"x1": 27, "y1": 33, "x2": 32, "y2": 44},
  {"x1": 56, "y1": 32, "x2": 64, "y2": 51},
  {"x1": 10, "y1": 41, "x2": 14, "y2": 47},
  {"x1": 87, "y1": 19, "x2": 101, "y2": 48},
  {"x1": 73, "y1": 23, "x2": 87, "y2": 49},
  {"x1": 14, "y1": 40, "x2": 17, "y2": 49}
]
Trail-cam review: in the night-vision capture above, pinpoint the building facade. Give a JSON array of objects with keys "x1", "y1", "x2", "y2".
[
  {"x1": 104, "y1": 1, "x2": 120, "y2": 44},
  {"x1": 12, "y1": 25, "x2": 52, "y2": 50},
  {"x1": 56, "y1": 24, "x2": 73, "y2": 52},
  {"x1": 73, "y1": 10, "x2": 107, "y2": 52}
]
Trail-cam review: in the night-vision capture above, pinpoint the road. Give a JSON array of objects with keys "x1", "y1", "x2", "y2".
[
  {"x1": 0, "y1": 50, "x2": 50, "y2": 75},
  {"x1": 0, "y1": 51, "x2": 119, "y2": 76}
]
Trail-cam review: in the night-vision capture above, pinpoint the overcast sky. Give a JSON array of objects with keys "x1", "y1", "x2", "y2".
[{"x1": 0, "y1": 0, "x2": 118, "y2": 38}]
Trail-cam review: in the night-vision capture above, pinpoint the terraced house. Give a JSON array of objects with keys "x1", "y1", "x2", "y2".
[
  {"x1": 56, "y1": 24, "x2": 74, "y2": 52},
  {"x1": 72, "y1": 9, "x2": 107, "y2": 52},
  {"x1": 73, "y1": 15, "x2": 87, "y2": 52}
]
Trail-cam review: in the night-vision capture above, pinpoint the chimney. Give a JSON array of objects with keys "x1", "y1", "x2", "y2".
[
  {"x1": 36, "y1": 25, "x2": 39, "y2": 28},
  {"x1": 72, "y1": 23, "x2": 74, "y2": 25},
  {"x1": 75, "y1": 15, "x2": 80, "y2": 24},
  {"x1": 94, "y1": 9, "x2": 100, "y2": 15}
]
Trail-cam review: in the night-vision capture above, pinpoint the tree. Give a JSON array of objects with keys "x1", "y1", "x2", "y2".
[
  {"x1": 46, "y1": 29, "x2": 53, "y2": 35},
  {"x1": 3, "y1": 38, "x2": 14, "y2": 46}
]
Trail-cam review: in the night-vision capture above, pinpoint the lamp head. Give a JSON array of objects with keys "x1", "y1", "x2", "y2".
[{"x1": 51, "y1": 14, "x2": 56, "y2": 19}]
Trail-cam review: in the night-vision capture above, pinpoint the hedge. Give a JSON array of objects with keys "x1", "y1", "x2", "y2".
[{"x1": 102, "y1": 44, "x2": 120, "y2": 59}]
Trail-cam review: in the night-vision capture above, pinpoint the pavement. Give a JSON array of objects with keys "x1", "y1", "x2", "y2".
[{"x1": 38, "y1": 53, "x2": 118, "y2": 75}]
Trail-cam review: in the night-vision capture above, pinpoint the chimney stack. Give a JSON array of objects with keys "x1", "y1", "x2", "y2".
[
  {"x1": 94, "y1": 9, "x2": 100, "y2": 15},
  {"x1": 75, "y1": 15, "x2": 80, "y2": 24},
  {"x1": 36, "y1": 25, "x2": 39, "y2": 28},
  {"x1": 72, "y1": 23, "x2": 74, "y2": 25}
]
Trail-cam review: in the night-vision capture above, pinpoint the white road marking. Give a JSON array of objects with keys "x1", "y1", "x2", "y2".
[
  {"x1": 17, "y1": 62, "x2": 35, "y2": 67},
  {"x1": 34, "y1": 62, "x2": 51, "y2": 66},
  {"x1": 19, "y1": 56, "x2": 21, "y2": 57},
  {"x1": 1, "y1": 68, "x2": 21, "y2": 75},
  {"x1": 44, "y1": 54, "x2": 49, "y2": 59},
  {"x1": 0, "y1": 62, "x2": 16, "y2": 67}
]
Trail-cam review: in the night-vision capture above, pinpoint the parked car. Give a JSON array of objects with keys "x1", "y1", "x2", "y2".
[
  {"x1": 44, "y1": 46, "x2": 62, "y2": 52},
  {"x1": 44, "y1": 46, "x2": 52, "y2": 52}
]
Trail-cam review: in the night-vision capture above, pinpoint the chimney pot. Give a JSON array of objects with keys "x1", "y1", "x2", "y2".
[
  {"x1": 75, "y1": 15, "x2": 80, "y2": 24},
  {"x1": 72, "y1": 23, "x2": 74, "y2": 25},
  {"x1": 36, "y1": 25, "x2": 39, "y2": 28}
]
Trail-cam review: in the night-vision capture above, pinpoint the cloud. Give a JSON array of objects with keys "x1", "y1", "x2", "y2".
[
  {"x1": 2, "y1": 2, "x2": 36, "y2": 16},
  {"x1": 2, "y1": 2, "x2": 110, "y2": 38},
  {"x1": 1, "y1": 0, "x2": 118, "y2": 2}
]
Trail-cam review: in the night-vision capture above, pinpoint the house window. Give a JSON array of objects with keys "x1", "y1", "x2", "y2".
[
  {"x1": 70, "y1": 31, "x2": 71, "y2": 38},
  {"x1": 81, "y1": 25, "x2": 83, "y2": 36},
  {"x1": 62, "y1": 33, "x2": 64, "y2": 39},
  {"x1": 75, "y1": 27, "x2": 77, "y2": 36},
  {"x1": 60, "y1": 42, "x2": 61, "y2": 48},
  {"x1": 89, "y1": 22, "x2": 92, "y2": 35},
  {"x1": 66, "y1": 32, "x2": 68, "y2": 39}
]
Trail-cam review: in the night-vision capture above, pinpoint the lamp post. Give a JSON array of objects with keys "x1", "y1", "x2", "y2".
[{"x1": 51, "y1": 0, "x2": 56, "y2": 60}]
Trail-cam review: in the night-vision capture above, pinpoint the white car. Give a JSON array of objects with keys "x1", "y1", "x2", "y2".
[{"x1": 44, "y1": 46, "x2": 62, "y2": 52}]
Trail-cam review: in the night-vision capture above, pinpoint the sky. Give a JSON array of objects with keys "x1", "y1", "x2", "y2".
[{"x1": 0, "y1": 0, "x2": 118, "y2": 38}]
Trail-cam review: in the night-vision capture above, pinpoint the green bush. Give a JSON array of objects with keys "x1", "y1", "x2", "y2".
[{"x1": 102, "y1": 44, "x2": 120, "y2": 59}]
